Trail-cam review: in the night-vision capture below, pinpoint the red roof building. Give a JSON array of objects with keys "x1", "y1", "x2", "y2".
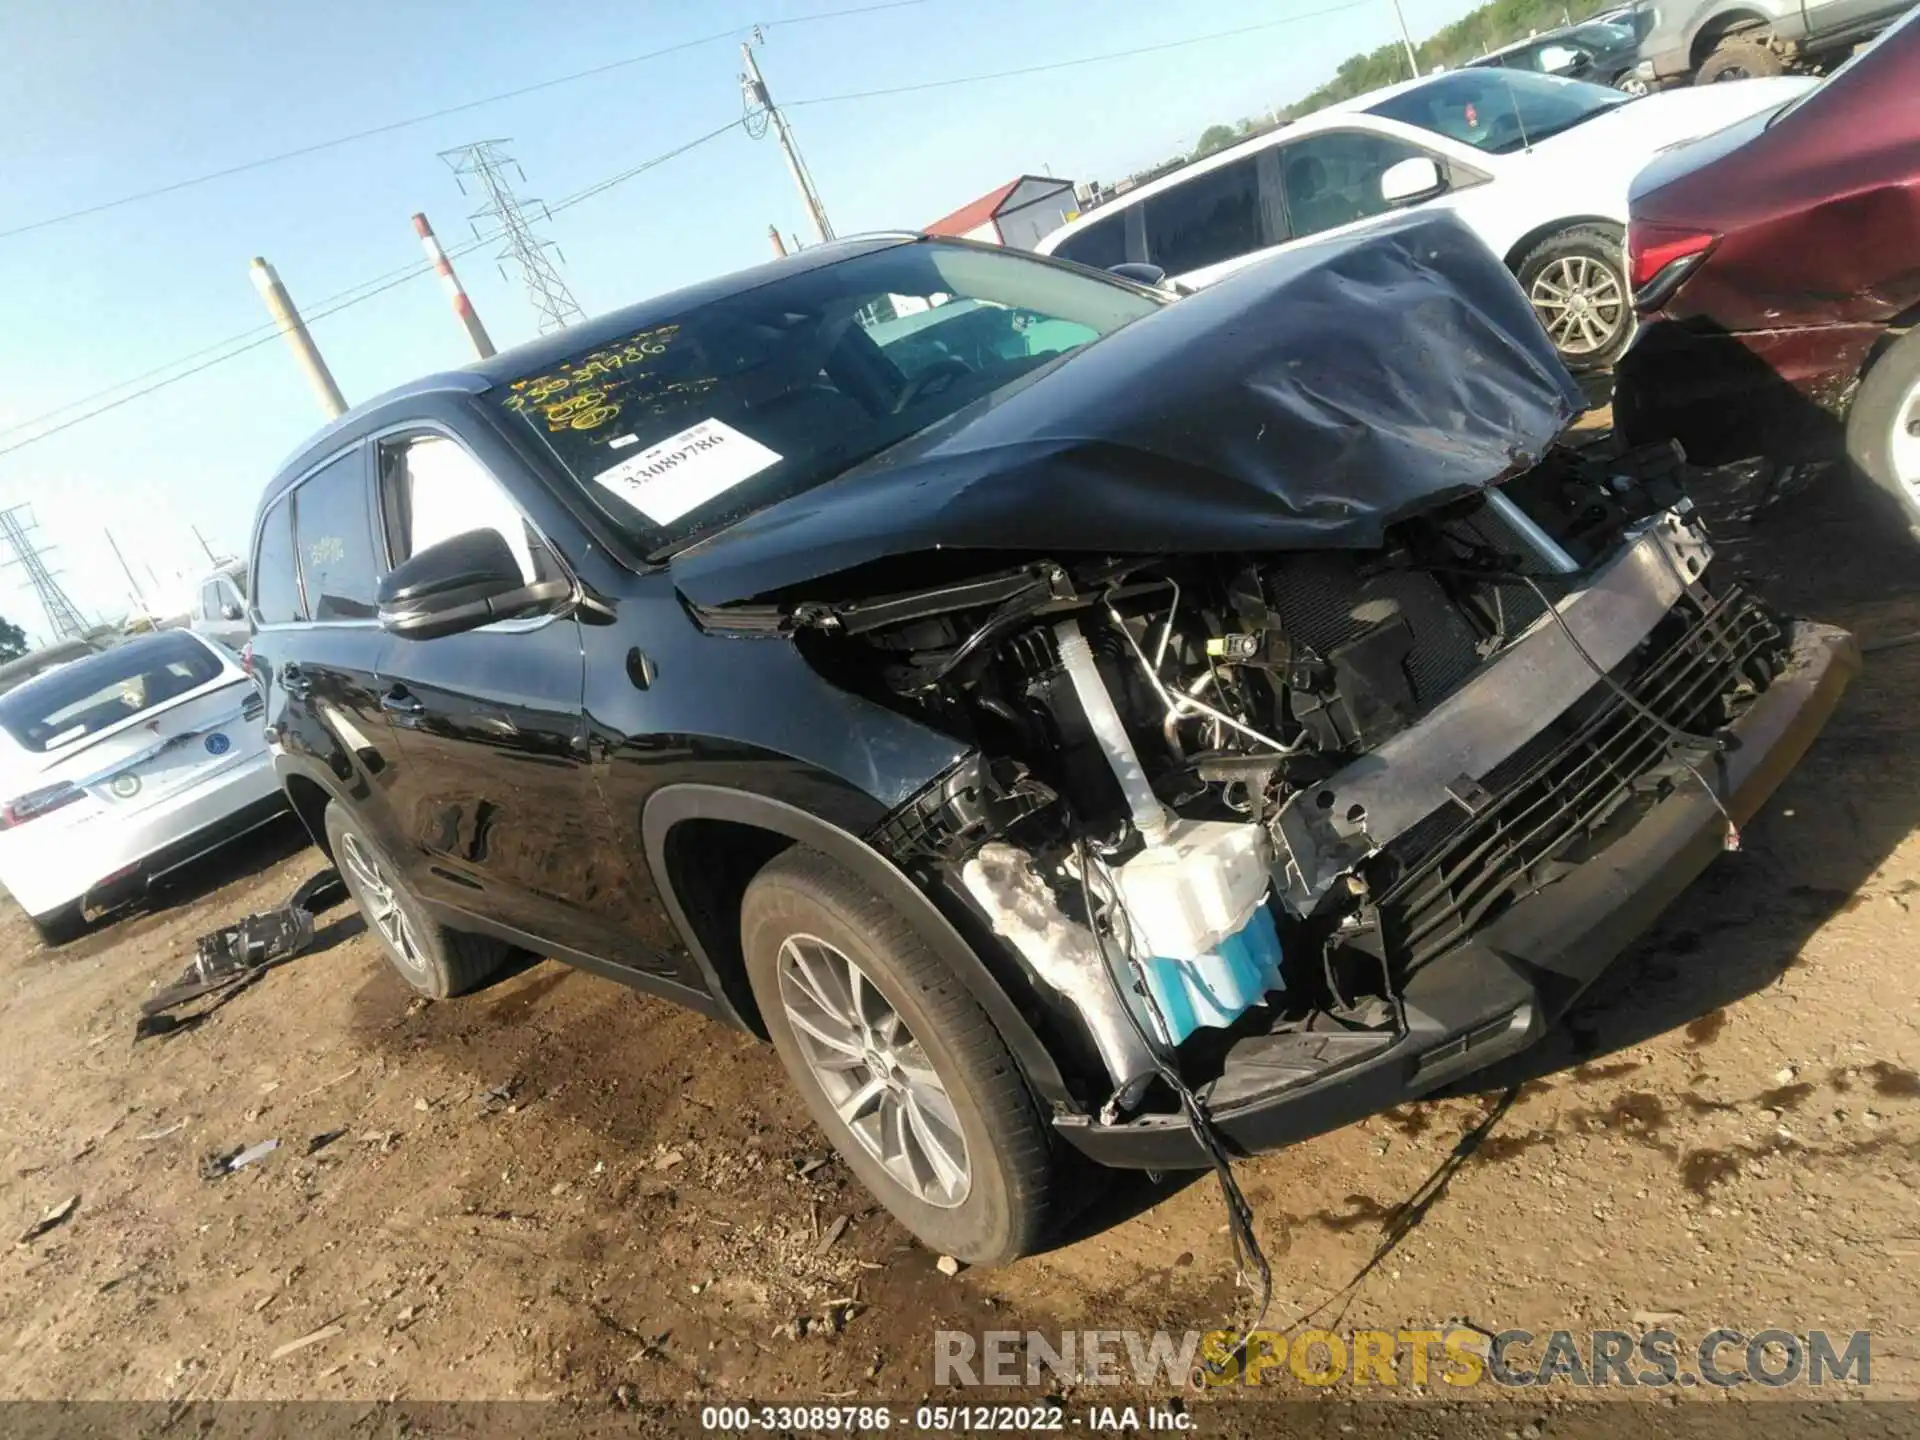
[{"x1": 924, "y1": 175, "x2": 1079, "y2": 250}]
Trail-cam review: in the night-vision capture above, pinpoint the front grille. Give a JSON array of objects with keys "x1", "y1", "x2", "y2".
[{"x1": 1379, "y1": 585, "x2": 1785, "y2": 970}]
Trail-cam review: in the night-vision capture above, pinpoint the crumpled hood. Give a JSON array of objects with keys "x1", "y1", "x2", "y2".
[{"x1": 672, "y1": 210, "x2": 1585, "y2": 608}]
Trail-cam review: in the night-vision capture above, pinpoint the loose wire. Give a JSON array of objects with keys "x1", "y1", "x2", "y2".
[{"x1": 1074, "y1": 837, "x2": 1273, "y2": 1375}]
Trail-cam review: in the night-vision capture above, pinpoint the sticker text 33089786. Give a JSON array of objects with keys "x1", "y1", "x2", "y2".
[{"x1": 590, "y1": 418, "x2": 782, "y2": 525}]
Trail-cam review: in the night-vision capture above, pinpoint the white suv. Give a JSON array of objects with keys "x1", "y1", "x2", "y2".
[{"x1": 1037, "y1": 69, "x2": 1811, "y2": 370}]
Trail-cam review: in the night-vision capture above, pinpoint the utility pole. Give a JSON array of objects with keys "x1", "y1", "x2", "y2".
[
  {"x1": 104, "y1": 529, "x2": 147, "y2": 610},
  {"x1": 191, "y1": 525, "x2": 220, "y2": 566},
  {"x1": 249, "y1": 258, "x2": 347, "y2": 418},
  {"x1": 413, "y1": 211, "x2": 496, "y2": 359},
  {"x1": 441, "y1": 140, "x2": 586, "y2": 333},
  {"x1": 741, "y1": 31, "x2": 834, "y2": 244},
  {"x1": 1388, "y1": 0, "x2": 1421, "y2": 77},
  {"x1": 768, "y1": 225, "x2": 788, "y2": 258},
  {"x1": 0, "y1": 505, "x2": 89, "y2": 640}
]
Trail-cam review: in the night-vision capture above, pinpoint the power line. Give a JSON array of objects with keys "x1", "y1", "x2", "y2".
[
  {"x1": 0, "y1": 2, "x2": 928, "y2": 243},
  {"x1": 0, "y1": 121, "x2": 749, "y2": 461},
  {"x1": 0, "y1": 249, "x2": 446, "y2": 440},
  {"x1": 547, "y1": 119, "x2": 749, "y2": 213},
  {"x1": 788, "y1": 1, "x2": 1379, "y2": 105},
  {"x1": 765, "y1": 0, "x2": 926, "y2": 22},
  {"x1": 0, "y1": 2, "x2": 1390, "y2": 453}
]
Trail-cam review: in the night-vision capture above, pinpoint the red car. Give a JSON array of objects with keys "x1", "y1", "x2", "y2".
[{"x1": 1614, "y1": 9, "x2": 1920, "y2": 529}]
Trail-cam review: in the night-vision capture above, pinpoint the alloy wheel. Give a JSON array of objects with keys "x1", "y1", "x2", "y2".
[
  {"x1": 1890, "y1": 376, "x2": 1920, "y2": 507},
  {"x1": 1529, "y1": 254, "x2": 1627, "y2": 357},
  {"x1": 1618, "y1": 75, "x2": 1650, "y2": 96},
  {"x1": 339, "y1": 832, "x2": 429, "y2": 981},
  {"x1": 776, "y1": 933, "x2": 971, "y2": 1208}
]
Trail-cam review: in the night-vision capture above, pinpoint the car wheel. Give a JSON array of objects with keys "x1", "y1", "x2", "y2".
[
  {"x1": 31, "y1": 902, "x2": 87, "y2": 948},
  {"x1": 1844, "y1": 326, "x2": 1920, "y2": 542},
  {"x1": 1517, "y1": 226, "x2": 1634, "y2": 372},
  {"x1": 740, "y1": 846, "x2": 1057, "y2": 1265},
  {"x1": 1694, "y1": 37, "x2": 1785, "y2": 83},
  {"x1": 1614, "y1": 71, "x2": 1651, "y2": 96},
  {"x1": 324, "y1": 801, "x2": 515, "y2": 998}
]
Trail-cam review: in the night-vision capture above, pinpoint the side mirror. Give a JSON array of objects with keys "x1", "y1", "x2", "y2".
[
  {"x1": 220, "y1": 602, "x2": 244, "y2": 622},
  {"x1": 377, "y1": 528, "x2": 567, "y2": 641},
  {"x1": 1106, "y1": 261, "x2": 1169, "y2": 289},
  {"x1": 1380, "y1": 156, "x2": 1446, "y2": 207}
]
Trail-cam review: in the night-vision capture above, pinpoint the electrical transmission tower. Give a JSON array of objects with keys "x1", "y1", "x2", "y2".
[
  {"x1": 0, "y1": 505, "x2": 89, "y2": 640},
  {"x1": 440, "y1": 140, "x2": 586, "y2": 333}
]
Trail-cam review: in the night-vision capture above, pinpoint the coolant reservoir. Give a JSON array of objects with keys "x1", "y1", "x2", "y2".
[{"x1": 1112, "y1": 818, "x2": 1286, "y2": 1046}]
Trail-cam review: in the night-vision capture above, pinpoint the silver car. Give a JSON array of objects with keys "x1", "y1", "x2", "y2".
[
  {"x1": 0, "y1": 630, "x2": 283, "y2": 943},
  {"x1": 190, "y1": 560, "x2": 251, "y2": 654}
]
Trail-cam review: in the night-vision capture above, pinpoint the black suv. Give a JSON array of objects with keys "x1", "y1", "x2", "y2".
[{"x1": 250, "y1": 217, "x2": 1854, "y2": 1263}]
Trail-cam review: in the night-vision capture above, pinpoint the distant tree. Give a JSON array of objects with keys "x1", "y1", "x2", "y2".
[
  {"x1": 1193, "y1": 124, "x2": 1239, "y2": 158},
  {"x1": 0, "y1": 616, "x2": 27, "y2": 662}
]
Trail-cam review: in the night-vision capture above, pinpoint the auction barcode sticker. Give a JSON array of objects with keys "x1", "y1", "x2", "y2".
[{"x1": 591, "y1": 418, "x2": 782, "y2": 524}]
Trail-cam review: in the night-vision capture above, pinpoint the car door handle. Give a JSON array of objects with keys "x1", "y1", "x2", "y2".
[
  {"x1": 381, "y1": 687, "x2": 426, "y2": 717},
  {"x1": 280, "y1": 663, "x2": 312, "y2": 700}
]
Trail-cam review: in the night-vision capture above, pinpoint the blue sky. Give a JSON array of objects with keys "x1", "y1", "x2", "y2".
[{"x1": 0, "y1": 0, "x2": 1483, "y2": 640}]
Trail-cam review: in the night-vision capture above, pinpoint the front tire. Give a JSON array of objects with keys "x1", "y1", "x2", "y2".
[
  {"x1": 324, "y1": 802, "x2": 514, "y2": 998},
  {"x1": 1694, "y1": 37, "x2": 1785, "y2": 83},
  {"x1": 1517, "y1": 226, "x2": 1633, "y2": 372},
  {"x1": 740, "y1": 847, "x2": 1057, "y2": 1265},
  {"x1": 1845, "y1": 326, "x2": 1920, "y2": 542}
]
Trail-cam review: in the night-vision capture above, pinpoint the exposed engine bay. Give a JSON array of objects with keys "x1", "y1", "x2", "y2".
[{"x1": 706, "y1": 442, "x2": 1795, "y2": 1123}]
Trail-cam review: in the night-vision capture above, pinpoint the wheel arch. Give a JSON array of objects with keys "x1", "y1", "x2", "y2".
[
  {"x1": 1501, "y1": 216, "x2": 1624, "y2": 275},
  {"x1": 642, "y1": 783, "x2": 1076, "y2": 1110},
  {"x1": 282, "y1": 769, "x2": 336, "y2": 858},
  {"x1": 1691, "y1": 10, "x2": 1773, "y2": 69}
]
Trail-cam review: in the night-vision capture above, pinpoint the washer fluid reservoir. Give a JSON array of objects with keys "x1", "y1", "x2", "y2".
[{"x1": 1111, "y1": 818, "x2": 1285, "y2": 1046}]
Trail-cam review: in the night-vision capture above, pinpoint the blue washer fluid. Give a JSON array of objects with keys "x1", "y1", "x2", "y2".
[{"x1": 1136, "y1": 903, "x2": 1286, "y2": 1047}]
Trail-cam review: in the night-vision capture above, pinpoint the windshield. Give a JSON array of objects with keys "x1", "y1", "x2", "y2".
[
  {"x1": 1367, "y1": 70, "x2": 1628, "y2": 154},
  {"x1": 1566, "y1": 21, "x2": 1633, "y2": 48},
  {"x1": 0, "y1": 632, "x2": 228, "y2": 754},
  {"x1": 489, "y1": 240, "x2": 1160, "y2": 558}
]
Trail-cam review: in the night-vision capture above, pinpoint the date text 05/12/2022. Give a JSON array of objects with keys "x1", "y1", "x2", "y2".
[{"x1": 699, "y1": 1404, "x2": 1192, "y2": 1432}]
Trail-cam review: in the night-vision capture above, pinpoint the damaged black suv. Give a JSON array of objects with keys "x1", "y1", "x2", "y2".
[{"x1": 249, "y1": 215, "x2": 1856, "y2": 1264}]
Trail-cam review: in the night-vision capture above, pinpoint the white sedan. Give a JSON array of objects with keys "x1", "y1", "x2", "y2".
[
  {"x1": 0, "y1": 630, "x2": 284, "y2": 943},
  {"x1": 1036, "y1": 68, "x2": 1813, "y2": 369}
]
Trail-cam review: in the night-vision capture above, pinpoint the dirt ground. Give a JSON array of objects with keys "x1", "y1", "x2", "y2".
[{"x1": 2, "y1": 455, "x2": 1917, "y2": 1431}]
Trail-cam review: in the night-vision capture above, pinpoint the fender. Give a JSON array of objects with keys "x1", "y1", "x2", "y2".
[
  {"x1": 270, "y1": 748, "x2": 418, "y2": 865},
  {"x1": 642, "y1": 783, "x2": 1077, "y2": 1112}
]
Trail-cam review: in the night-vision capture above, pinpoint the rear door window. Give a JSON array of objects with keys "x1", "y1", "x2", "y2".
[
  {"x1": 1277, "y1": 130, "x2": 1430, "y2": 240},
  {"x1": 1140, "y1": 155, "x2": 1264, "y2": 275},
  {"x1": 1052, "y1": 212, "x2": 1128, "y2": 270},
  {"x1": 251, "y1": 495, "x2": 304, "y2": 626},
  {"x1": 291, "y1": 449, "x2": 379, "y2": 621}
]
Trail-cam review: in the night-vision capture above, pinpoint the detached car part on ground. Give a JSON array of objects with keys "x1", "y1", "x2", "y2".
[
  {"x1": 0, "y1": 630, "x2": 284, "y2": 943},
  {"x1": 1616, "y1": 9, "x2": 1920, "y2": 533},
  {"x1": 251, "y1": 216, "x2": 1855, "y2": 1265}
]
